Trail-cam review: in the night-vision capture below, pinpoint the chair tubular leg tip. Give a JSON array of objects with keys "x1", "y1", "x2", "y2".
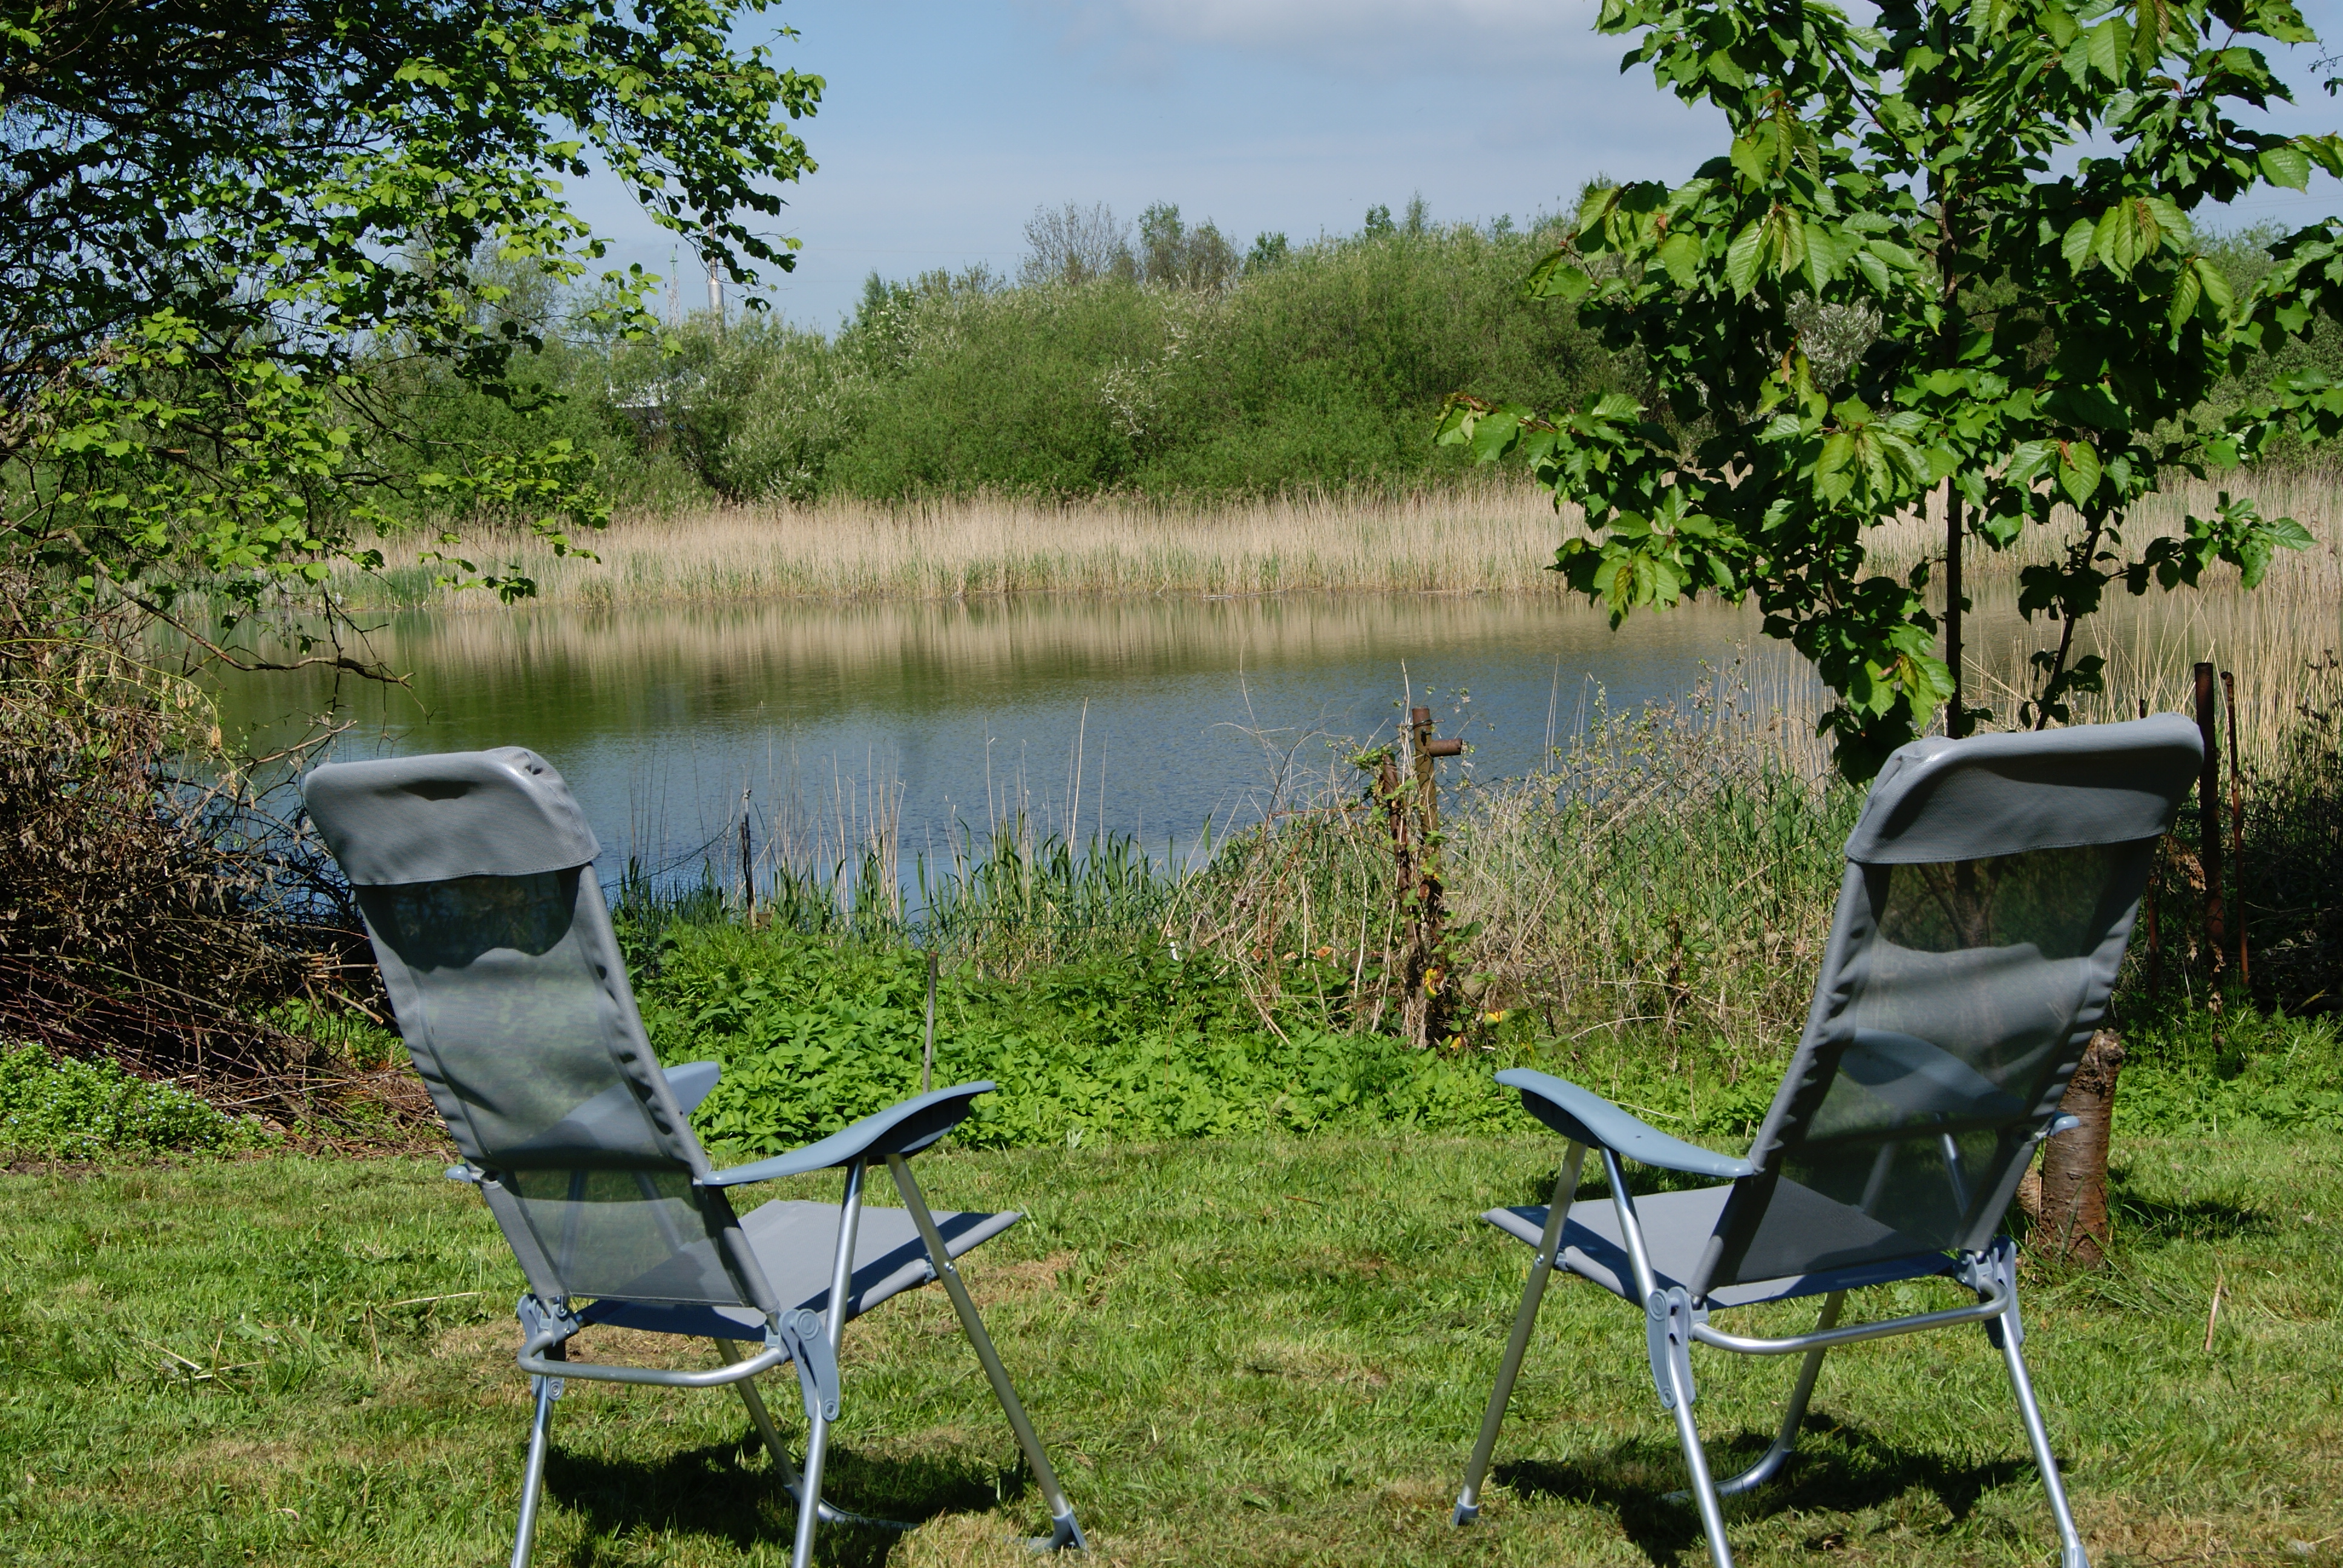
[
  {"x1": 1453, "y1": 1501, "x2": 1481, "y2": 1526},
  {"x1": 1024, "y1": 1510, "x2": 1087, "y2": 1553}
]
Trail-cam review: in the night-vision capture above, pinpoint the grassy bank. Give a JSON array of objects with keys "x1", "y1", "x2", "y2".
[{"x1": 4, "y1": 1132, "x2": 2337, "y2": 1566}]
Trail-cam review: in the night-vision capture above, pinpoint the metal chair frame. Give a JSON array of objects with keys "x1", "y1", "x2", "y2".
[
  {"x1": 1452, "y1": 1132, "x2": 2087, "y2": 1568},
  {"x1": 298, "y1": 746, "x2": 1087, "y2": 1568},
  {"x1": 1445, "y1": 713, "x2": 2210, "y2": 1568},
  {"x1": 497, "y1": 1149, "x2": 1086, "y2": 1568}
]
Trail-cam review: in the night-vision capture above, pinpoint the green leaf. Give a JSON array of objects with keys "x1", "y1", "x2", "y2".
[
  {"x1": 1656, "y1": 231, "x2": 1701, "y2": 288},
  {"x1": 2062, "y1": 217, "x2": 2096, "y2": 273},
  {"x1": 2168, "y1": 263, "x2": 2201, "y2": 330},
  {"x1": 1529, "y1": 252, "x2": 1596, "y2": 301},
  {"x1": 2259, "y1": 143, "x2": 2313, "y2": 191},
  {"x1": 2093, "y1": 201, "x2": 2145, "y2": 277},
  {"x1": 2194, "y1": 255, "x2": 2235, "y2": 316},
  {"x1": 1801, "y1": 221, "x2": 1859, "y2": 289},
  {"x1": 2085, "y1": 16, "x2": 2129, "y2": 80},
  {"x1": 1468, "y1": 408, "x2": 1522, "y2": 463},
  {"x1": 1725, "y1": 221, "x2": 1765, "y2": 298},
  {"x1": 2059, "y1": 440, "x2": 2103, "y2": 507}
]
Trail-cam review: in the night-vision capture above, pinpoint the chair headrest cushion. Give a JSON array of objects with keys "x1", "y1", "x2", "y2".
[
  {"x1": 1844, "y1": 714, "x2": 2202, "y2": 864},
  {"x1": 301, "y1": 748, "x2": 601, "y2": 886}
]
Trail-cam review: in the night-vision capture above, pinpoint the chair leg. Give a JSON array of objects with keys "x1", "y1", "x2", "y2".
[
  {"x1": 886, "y1": 1154, "x2": 1087, "y2": 1552},
  {"x1": 728, "y1": 1353, "x2": 798, "y2": 1481},
  {"x1": 791, "y1": 1405, "x2": 836, "y2": 1568},
  {"x1": 1649, "y1": 1286, "x2": 1734, "y2": 1568},
  {"x1": 1996, "y1": 1304, "x2": 2089, "y2": 1568},
  {"x1": 790, "y1": 1158, "x2": 868, "y2": 1568},
  {"x1": 718, "y1": 1339, "x2": 917, "y2": 1533},
  {"x1": 1699, "y1": 1290, "x2": 1844, "y2": 1499},
  {"x1": 510, "y1": 1373, "x2": 559, "y2": 1568},
  {"x1": 1455, "y1": 1142, "x2": 1585, "y2": 1525},
  {"x1": 1670, "y1": 1393, "x2": 1737, "y2": 1568}
]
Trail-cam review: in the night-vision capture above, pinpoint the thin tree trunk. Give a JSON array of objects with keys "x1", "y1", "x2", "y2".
[{"x1": 2023, "y1": 1029, "x2": 2125, "y2": 1268}]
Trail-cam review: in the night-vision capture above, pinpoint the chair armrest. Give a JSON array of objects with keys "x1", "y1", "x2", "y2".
[
  {"x1": 701, "y1": 1081, "x2": 996, "y2": 1186},
  {"x1": 1495, "y1": 1068, "x2": 1755, "y2": 1180},
  {"x1": 666, "y1": 1060, "x2": 722, "y2": 1115}
]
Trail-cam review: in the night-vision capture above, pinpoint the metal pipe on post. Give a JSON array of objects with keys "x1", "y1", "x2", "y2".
[
  {"x1": 922, "y1": 951, "x2": 938, "y2": 1095},
  {"x1": 2194, "y1": 663, "x2": 2224, "y2": 975},
  {"x1": 2140, "y1": 697, "x2": 2161, "y2": 996},
  {"x1": 2223, "y1": 669, "x2": 2247, "y2": 987}
]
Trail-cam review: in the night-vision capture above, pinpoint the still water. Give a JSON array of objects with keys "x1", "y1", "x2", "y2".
[{"x1": 212, "y1": 593, "x2": 1783, "y2": 881}]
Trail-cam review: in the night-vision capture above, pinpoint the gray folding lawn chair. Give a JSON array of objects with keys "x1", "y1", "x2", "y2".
[
  {"x1": 301, "y1": 748, "x2": 1087, "y2": 1568},
  {"x1": 1452, "y1": 714, "x2": 2201, "y2": 1568}
]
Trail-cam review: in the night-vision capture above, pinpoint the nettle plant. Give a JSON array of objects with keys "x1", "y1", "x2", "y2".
[{"x1": 1443, "y1": 0, "x2": 2342, "y2": 776}]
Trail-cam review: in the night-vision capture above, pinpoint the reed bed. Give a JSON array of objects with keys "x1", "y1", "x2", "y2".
[
  {"x1": 346, "y1": 480, "x2": 1572, "y2": 608},
  {"x1": 335, "y1": 468, "x2": 2343, "y2": 612}
]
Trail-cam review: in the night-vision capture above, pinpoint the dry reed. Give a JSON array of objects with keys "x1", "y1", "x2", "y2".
[
  {"x1": 337, "y1": 468, "x2": 2341, "y2": 620},
  {"x1": 347, "y1": 479, "x2": 1573, "y2": 608}
]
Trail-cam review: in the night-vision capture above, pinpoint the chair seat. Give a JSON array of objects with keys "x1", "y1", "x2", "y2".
[
  {"x1": 582, "y1": 1200, "x2": 1019, "y2": 1339},
  {"x1": 1486, "y1": 1183, "x2": 1953, "y2": 1308}
]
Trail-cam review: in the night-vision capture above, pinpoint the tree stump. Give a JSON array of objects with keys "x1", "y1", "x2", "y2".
[{"x1": 2018, "y1": 1029, "x2": 2125, "y2": 1268}]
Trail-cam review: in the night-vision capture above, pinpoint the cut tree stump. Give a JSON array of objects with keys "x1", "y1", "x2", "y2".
[{"x1": 2017, "y1": 1028, "x2": 2125, "y2": 1268}]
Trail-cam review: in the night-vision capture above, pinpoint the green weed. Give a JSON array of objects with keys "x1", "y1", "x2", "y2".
[{"x1": 0, "y1": 1045, "x2": 270, "y2": 1161}]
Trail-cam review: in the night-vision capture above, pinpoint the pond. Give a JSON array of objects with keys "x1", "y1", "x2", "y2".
[{"x1": 211, "y1": 593, "x2": 1786, "y2": 885}]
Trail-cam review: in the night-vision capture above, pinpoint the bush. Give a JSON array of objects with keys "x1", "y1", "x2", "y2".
[{"x1": 0, "y1": 1045, "x2": 266, "y2": 1160}]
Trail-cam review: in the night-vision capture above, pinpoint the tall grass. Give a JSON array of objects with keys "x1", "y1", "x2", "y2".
[
  {"x1": 329, "y1": 467, "x2": 2339, "y2": 628},
  {"x1": 337, "y1": 478, "x2": 1573, "y2": 607}
]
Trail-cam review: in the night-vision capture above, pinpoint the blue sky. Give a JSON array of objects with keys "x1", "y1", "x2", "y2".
[{"x1": 568, "y1": 0, "x2": 2343, "y2": 332}]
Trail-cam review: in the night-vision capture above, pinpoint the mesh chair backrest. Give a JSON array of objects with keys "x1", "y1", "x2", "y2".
[
  {"x1": 304, "y1": 749, "x2": 774, "y2": 1313},
  {"x1": 1694, "y1": 716, "x2": 2200, "y2": 1296}
]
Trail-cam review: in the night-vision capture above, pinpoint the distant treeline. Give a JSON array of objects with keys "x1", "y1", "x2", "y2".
[
  {"x1": 382, "y1": 200, "x2": 2341, "y2": 514},
  {"x1": 384, "y1": 201, "x2": 1615, "y2": 509}
]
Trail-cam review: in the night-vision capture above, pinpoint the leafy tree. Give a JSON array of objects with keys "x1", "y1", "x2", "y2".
[
  {"x1": 1247, "y1": 231, "x2": 1293, "y2": 272},
  {"x1": 0, "y1": 0, "x2": 819, "y2": 647},
  {"x1": 1442, "y1": 0, "x2": 2342, "y2": 776},
  {"x1": 1136, "y1": 203, "x2": 1240, "y2": 291}
]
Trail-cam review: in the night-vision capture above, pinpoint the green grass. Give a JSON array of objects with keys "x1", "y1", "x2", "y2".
[{"x1": 3, "y1": 1132, "x2": 2337, "y2": 1566}]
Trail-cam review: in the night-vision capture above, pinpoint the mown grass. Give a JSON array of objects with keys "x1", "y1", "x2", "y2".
[{"x1": 3, "y1": 1131, "x2": 2337, "y2": 1567}]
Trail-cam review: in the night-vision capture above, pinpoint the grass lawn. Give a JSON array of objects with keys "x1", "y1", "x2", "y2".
[{"x1": 1, "y1": 1131, "x2": 2336, "y2": 1567}]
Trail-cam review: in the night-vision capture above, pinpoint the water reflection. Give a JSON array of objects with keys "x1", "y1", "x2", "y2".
[{"x1": 212, "y1": 593, "x2": 1789, "y2": 878}]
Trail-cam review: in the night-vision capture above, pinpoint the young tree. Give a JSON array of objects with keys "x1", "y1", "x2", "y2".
[
  {"x1": 1441, "y1": 0, "x2": 2340, "y2": 777},
  {"x1": 1020, "y1": 201, "x2": 1137, "y2": 287},
  {"x1": 1, "y1": 0, "x2": 821, "y2": 644}
]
